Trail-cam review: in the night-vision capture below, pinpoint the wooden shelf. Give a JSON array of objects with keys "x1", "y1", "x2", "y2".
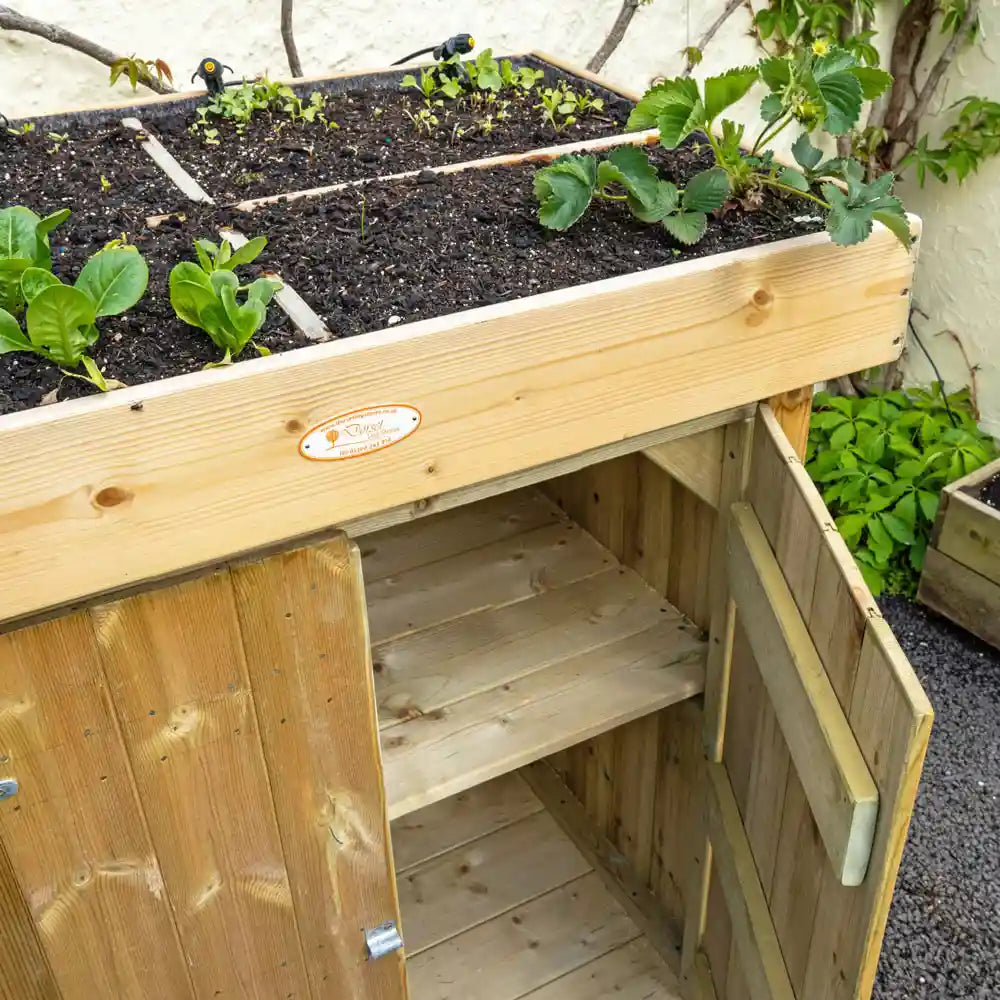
[
  {"x1": 359, "y1": 489, "x2": 707, "y2": 819},
  {"x1": 390, "y1": 773, "x2": 683, "y2": 999}
]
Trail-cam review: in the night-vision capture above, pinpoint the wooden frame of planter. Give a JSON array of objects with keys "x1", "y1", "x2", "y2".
[
  {"x1": 0, "y1": 55, "x2": 931, "y2": 1000},
  {"x1": 918, "y1": 455, "x2": 1000, "y2": 649}
]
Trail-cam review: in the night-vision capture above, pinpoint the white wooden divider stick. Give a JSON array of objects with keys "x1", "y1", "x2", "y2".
[
  {"x1": 220, "y1": 228, "x2": 334, "y2": 342},
  {"x1": 121, "y1": 117, "x2": 215, "y2": 204}
]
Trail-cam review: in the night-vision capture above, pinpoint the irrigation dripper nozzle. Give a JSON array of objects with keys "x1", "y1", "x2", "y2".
[
  {"x1": 191, "y1": 58, "x2": 235, "y2": 96},
  {"x1": 392, "y1": 33, "x2": 475, "y2": 66}
]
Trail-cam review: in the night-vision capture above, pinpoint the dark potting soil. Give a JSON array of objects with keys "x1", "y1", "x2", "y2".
[
  {"x1": 1, "y1": 121, "x2": 186, "y2": 224},
  {"x1": 240, "y1": 144, "x2": 825, "y2": 339},
  {"x1": 0, "y1": 204, "x2": 306, "y2": 414},
  {"x1": 0, "y1": 143, "x2": 824, "y2": 414},
  {"x1": 975, "y1": 471, "x2": 1000, "y2": 510},
  {"x1": 147, "y1": 84, "x2": 632, "y2": 204}
]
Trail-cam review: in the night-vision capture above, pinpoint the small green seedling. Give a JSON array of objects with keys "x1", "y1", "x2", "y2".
[
  {"x1": 6, "y1": 121, "x2": 35, "y2": 137},
  {"x1": 0, "y1": 241, "x2": 148, "y2": 391},
  {"x1": 536, "y1": 84, "x2": 604, "y2": 132},
  {"x1": 169, "y1": 236, "x2": 282, "y2": 364}
]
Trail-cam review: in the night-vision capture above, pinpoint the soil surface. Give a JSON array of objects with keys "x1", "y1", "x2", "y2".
[
  {"x1": 0, "y1": 142, "x2": 824, "y2": 413},
  {"x1": 876, "y1": 597, "x2": 1000, "y2": 999},
  {"x1": 1, "y1": 121, "x2": 185, "y2": 226},
  {"x1": 242, "y1": 144, "x2": 823, "y2": 339},
  {"x1": 147, "y1": 84, "x2": 632, "y2": 204},
  {"x1": 976, "y1": 471, "x2": 1000, "y2": 510},
  {"x1": 0, "y1": 204, "x2": 304, "y2": 413}
]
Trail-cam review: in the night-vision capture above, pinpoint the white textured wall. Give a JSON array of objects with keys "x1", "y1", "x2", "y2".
[
  {"x1": 897, "y1": 1, "x2": 1000, "y2": 437},
  {"x1": 3, "y1": 1, "x2": 999, "y2": 433},
  {"x1": 0, "y1": 1, "x2": 763, "y2": 118}
]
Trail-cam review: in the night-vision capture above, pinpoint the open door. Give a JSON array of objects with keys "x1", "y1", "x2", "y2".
[
  {"x1": 0, "y1": 534, "x2": 407, "y2": 1000},
  {"x1": 695, "y1": 404, "x2": 933, "y2": 1000}
]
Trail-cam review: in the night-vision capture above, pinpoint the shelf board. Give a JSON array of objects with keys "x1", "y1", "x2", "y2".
[
  {"x1": 360, "y1": 489, "x2": 707, "y2": 820},
  {"x1": 390, "y1": 774, "x2": 682, "y2": 1000}
]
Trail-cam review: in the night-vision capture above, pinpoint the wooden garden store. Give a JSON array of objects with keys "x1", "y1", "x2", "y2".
[{"x1": 0, "y1": 54, "x2": 932, "y2": 1000}]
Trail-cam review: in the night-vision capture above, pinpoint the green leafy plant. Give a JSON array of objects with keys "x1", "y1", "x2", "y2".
[
  {"x1": 169, "y1": 236, "x2": 282, "y2": 364},
  {"x1": 903, "y1": 96, "x2": 1000, "y2": 185},
  {"x1": 751, "y1": 1, "x2": 999, "y2": 185},
  {"x1": 534, "y1": 146, "x2": 730, "y2": 245},
  {"x1": 0, "y1": 241, "x2": 148, "y2": 391},
  {"x1": 0, "y1": 205, "x2": 71, "y2": 315},
  {"x1": 622, "y1": 50, "x2": 909, "y2": 248},
  {"x1": 109, "y1": 55, "x2": 174, "y2": 92},
  {"x1": 806, "y1": 387, "x2": 998, "y2": 595},
  {"x1": 5, "y1": 121, "x2": 34, "y2": 137},
  {"x1": 403, "y1": 50, "x2": 543, "y2": 102},
  {"x1": 536, "y1": 83, "x2": 605, "y2": 132},
  {"x1": 404, "y1": 104, "x2": 440, "y2": 135},
  {"x1": 192, "y1": 78, "x2": 337, "y2": 139}
]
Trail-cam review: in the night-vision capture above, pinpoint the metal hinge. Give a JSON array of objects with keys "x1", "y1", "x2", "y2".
[
  {"x1": 0, "y1": 780, "x2": 18, "y2": 801},
  {"x1": 364, "y1": 920, "x2": 403, "y2": 960}
]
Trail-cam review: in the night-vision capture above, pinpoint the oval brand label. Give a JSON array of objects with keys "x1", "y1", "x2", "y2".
[{"x1": 299, "y1": 404, "x2": 422, "y2": 461}]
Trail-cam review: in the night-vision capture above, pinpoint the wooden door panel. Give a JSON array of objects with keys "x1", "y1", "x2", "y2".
[
  {"x1": 232, "y1": 536, "x2": 408, "y2": 1000},
  {"x1": 701, "y1": 404, "x2": 932, "y2": 1000},
  {"x1": 0, "y1": 534, "x2": 406, "y2": 1000}
]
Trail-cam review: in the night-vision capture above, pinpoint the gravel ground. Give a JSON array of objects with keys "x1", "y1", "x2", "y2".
[{"x1": 875, "y1": 597, "x2": 1000, "y2": 1000}]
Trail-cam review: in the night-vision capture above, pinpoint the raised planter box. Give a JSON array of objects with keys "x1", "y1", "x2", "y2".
[
  {"x1": 918, "y1": 456, "x2": 1000, "y2": 648},
  {"x1": 0, "y1": 54, "x2": 931, "y2": 1000}
]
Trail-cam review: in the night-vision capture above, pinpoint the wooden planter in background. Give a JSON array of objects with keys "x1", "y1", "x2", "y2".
[
  {"x1": 918, "y1": 456, "x2": 1000, "y2": 649},
  {"x1": 0, "y1": 56, "x2": 932, "y2": 1000}
]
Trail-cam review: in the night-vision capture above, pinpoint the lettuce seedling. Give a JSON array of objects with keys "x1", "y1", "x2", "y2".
[
  {"x1": 623, "y1": 48, "x2": 909, "y2": 248},
  {"x1": 535, "y1": 146, "x2": 730, "y2": 245},
  {"x1": 0, "y1": 242, "x2": 148, "y2": 391},
  {"x1": 169, "y1": 236, "x2": 282, "y2": 364},
  {"x1": 0, "y1": 206, "x2": 71, "y2": 314}
]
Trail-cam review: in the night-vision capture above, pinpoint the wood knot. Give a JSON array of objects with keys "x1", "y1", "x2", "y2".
[
  {"x1": 752, "y1": 288, "x2": 772, "y2": 307},
  {"x1": 285, "y1": 418, "x2": 305, "y2": 434},
  {"x1": 93, "y1": 486, "x2": 133, "y2": 509}
]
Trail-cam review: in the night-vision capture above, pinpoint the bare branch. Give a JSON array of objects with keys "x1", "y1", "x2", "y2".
[
  {"x1": 899, "y1": 0, "x2": 980, "y2": 140},
  {"x1": 588, "y1": 0, "x2": 642, "y2": 73},
  {"x1": 683, "y1": 0, "x2": 745, "y2": 76},
  {"x1": 0, "y1": 5, "x2": 174, "y2": 94},
  {"x1": 281, "y1": 0, "x2": 303, "y2": 78}
]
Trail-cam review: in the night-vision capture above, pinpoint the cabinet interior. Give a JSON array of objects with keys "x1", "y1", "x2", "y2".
[{"x1": 359, "y1": 447, "x2": 718, "y2": 996}]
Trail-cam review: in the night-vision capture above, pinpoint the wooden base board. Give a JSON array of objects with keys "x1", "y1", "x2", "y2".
[
  {"x1": 390, "y1": 773, "x2": 683, "y2": 1000},
  {"x1": 362, "y1": 489, "x2": 707, "y2": 819}
]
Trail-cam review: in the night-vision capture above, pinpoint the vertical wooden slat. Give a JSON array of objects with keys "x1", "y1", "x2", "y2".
[
  {"x1": 614, "y1": 714, "x2": 659, "y2": 883},
  {"x1": 0, "y1": 617, "x2": 192, "y2": 1000},
  {"x1": 232, "y1": 536, "x2": 408, "y2": 1000},
  {"x1": 0, "y1": 836, "x2": 61, "y2": 1000},
  {"x1": 93, "y1": 573, "x2": 310, "y2": 1000},
  {"x1": 767, "y1": 387, "x2": 814, "y2": 460},
  {"x1": 801, "y1": 622, "x2": 932, "y2": 1000}
]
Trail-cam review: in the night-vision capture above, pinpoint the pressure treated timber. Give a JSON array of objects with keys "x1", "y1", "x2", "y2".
[
  {"x1": 0, "y1": 217, "x2": 916, "y2": 626},
  {"x1": 918, "y1": 456, "x2": 1000, "y2": 648},
  {"x1": 727, "y1": 501, "x2": 879, "y2": 887},
  {"x1": 361, "y1": 489, "x2": 706, "y2": 820},
  {"x1": 711, "y1": 404, "x2": 933, "y2": 1000},
  {"x1": 643, "y1": 426, "x2": 725, "y2": 509},
  {"x1": 704, "y1": 763, "x2": 795, "y2": 1000},
  {"x1": 389, "y1": 774, "x2": 682, "y2": 1000}
]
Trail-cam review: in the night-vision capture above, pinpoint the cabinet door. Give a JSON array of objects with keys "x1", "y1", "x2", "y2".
[
  {"x1": 0, "y1": 533, "x2": 407, "y2": 1000},
  {"x1": 697, "y1": 404, "x2": 932, "y2": 1000}
]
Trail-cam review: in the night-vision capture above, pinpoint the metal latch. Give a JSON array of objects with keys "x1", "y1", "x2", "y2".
[
  {"x1": 0, "y1": 780, "x2": 18, "y2": 801},
  {"x1": 364, "y1": 920, "x2": 403, "y2": 960}
]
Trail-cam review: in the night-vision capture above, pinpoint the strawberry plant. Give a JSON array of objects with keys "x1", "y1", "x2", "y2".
[
  {"x1": 0, "y1": 206, "x2": 70, "y2": 314},
  {"x1": 614, "y1": 47, "x2": 911, "y2": 248},
  {"x1": 807, "y1": 387, "x2": 998, "y2": 595},
  {"x1": 534, "y1": 146, "x2": 729, "y2": 245},
  {"x1": 169, "y1": 236, "x2": 282, "y2": 364},
  {"x1": 0, "y1": 240, "x2": 148, "y2": 391}
]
